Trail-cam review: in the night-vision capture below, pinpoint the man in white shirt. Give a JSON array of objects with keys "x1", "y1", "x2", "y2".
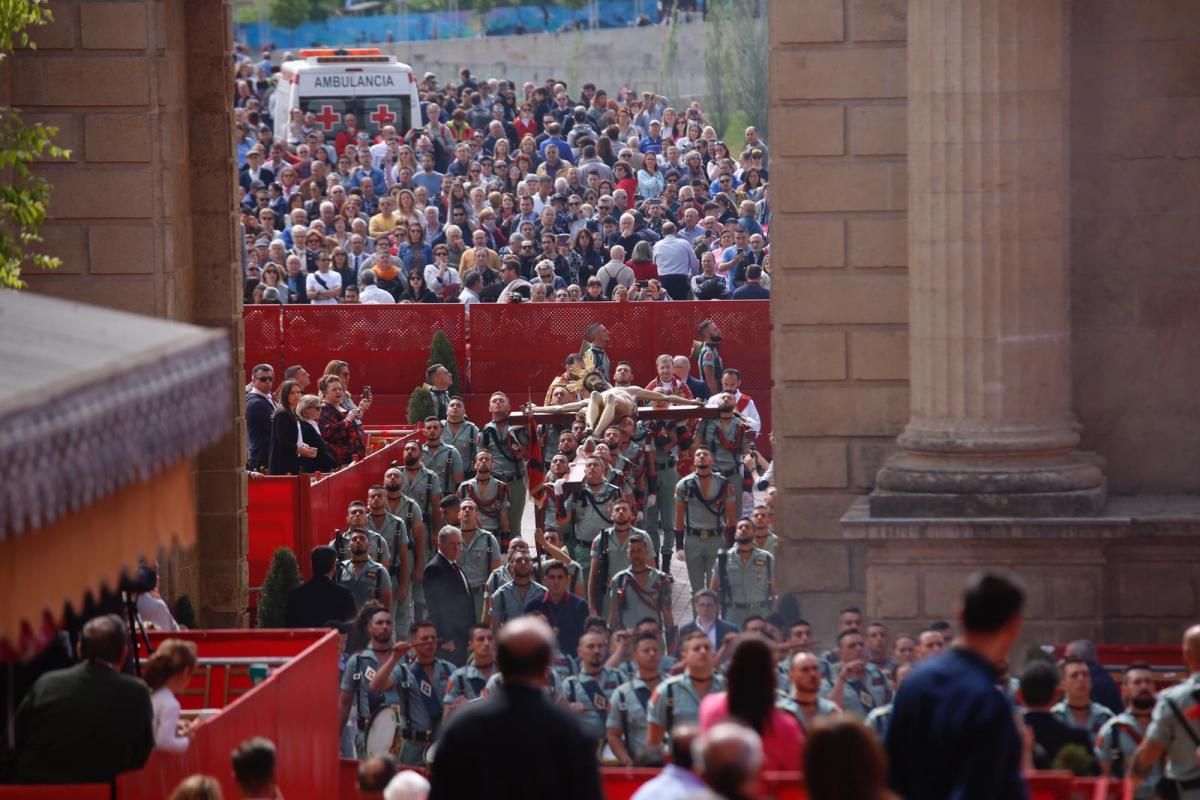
[
  {"x1": 357, "y1": 271, "x2": 395, "y2": 304},
  {"x1": 704, "y1": 368, "x2": 761, "y2": 436},
  {"x1": 458, "y1": 269, "x2": 482, "y2": 304},
  {"x1": 651, "y1": 221, "x2": 699, "y2": 300},
  {"x1": 306, "y1": 252, "x2": 342, "y2": 304}
]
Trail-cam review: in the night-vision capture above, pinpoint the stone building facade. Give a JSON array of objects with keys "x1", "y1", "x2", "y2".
[
  {"x1": 7, "y1": 0, "x2": 246, "y2": 626},
  {"x1": 770, "y1": 0, "x2": 1200, "y2": 646}
]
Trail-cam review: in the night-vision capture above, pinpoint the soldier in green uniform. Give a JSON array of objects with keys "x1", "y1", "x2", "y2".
[
  {"x1": 330, "y1": 501, "x2": 392, "y2": 565},
  {"x1": 777, "y1": 651, "x2": 842, "y2": 735},
  {"x1": 588, "y1": 499, "x2": 656, "y2": 617},
  {"x1": 478, "y1": 392, "x2": 527, "y2": 549},
  {"x1": 865, "y1": 662, "x2": 912, "y2": 741},
  {"x1": 607, "y1": 535, "x2": 674, "y2": 647},
  {"x1": 338, "y1": 607, "x2": 401, "y2": 758},
  {"x1": 399, "y1": 439, "x2": 443, "y2": 556},
  {"x1": 457, "y1": 451, "x2": 511, "y2": 549},
  {"x1": 442, "y1": 397, "x2": 479, "y2": 481},
  {"x1": 556, "y1": 455, "x2": 622, "y2": 579},
  {"x1": 749, "y1": 505, "x2": 778, "y2": 557},
  {"x1": 443, "y1": 624, "x2": 498, "y2": 718},
  {"x1": 696, "y1": 393, "x2": 751, "y2": 480},
  {"x1": 1134, "y1": 626, "x2": 1200, "y2": 798},
  {"x1": 819, "y1": 630, "x2": 892, "y2": 720},
  {"x1": 383, "y1": 467, "x2": 429, "y2": 623},
  {"x1": 1053, "y1": 656, "x2": 1116, "y2": 740},
  {"x1": 368, "y1": 621, "x2": 456, "y2": 767},
  {"x1": 456, "y1": 497, "x2": 501, "y2": 619},
  {"x1": 696, "y1": 319, "x2": 724, "y2": 396},
  {"x1": 1096, "y1": 664, "x2": 1160, "y2": 798},
  {"x1": 673, "y1": 447, "x2": 738, "y2": 595},
  {"x1": 645, "y1": 629, "x2": 727, "y2": 753},
  {"x1": 612, "y1": 619, "x2": 678, "y2": 680},
  {"x1": 365, "y1": 487, "x2": 411, "y2": 638},
  {"x1": 422, "y1": 417, "x2": 464, "y2": 496},
  {"x1": 613, "y1": 417, "x2": 653, "y2": 514},
  {"x1": 536, "y1": 528, "x2": 587, "y2": 597},
  {"x1": 488, "y1": 549, "x2": 546, "y2": 629},
  {"x1": 593, "y1": 442, "x2": 636, "y2": 505},
  {"x1": 607, "y1": 632, "x2": 667, "y2": 766},
  {"x1": 639, "y1": 362, "x2": 691, "y2": 572},
  {"x1": 337, "y1": 530, "x2": 393, "y2": 612},
  {"x1": 582, "y1": 322, "x2": 613, "y2": 384},
  {"x1": 712, "y1": 518, "x2": 775, "y2": 627},
  {"x1": 563, "y1": 629, "x2": 625, "y2": 750}
]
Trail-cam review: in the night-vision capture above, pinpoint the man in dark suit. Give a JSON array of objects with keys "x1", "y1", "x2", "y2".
[
  {"x1": 245, "y1": 363, "x2": 276, "y2": 470},
  {"x1": 14, "y1": 614, "x2": 154, "y2": 783},
  {"x1": 430, "y1": 617, "x2": 603, "y2": 800},
  {"x1": 239, "y1": 146, "x2": 275, "y2": 192},
  {"x1": 676, "y1": 589, "x2": 739, "y2": 658},
  {"x1": 673, "y1": 355, "x2": 711, "y2": 402},
  {"x1": 1021, "y1": 659, "x2": 1097, "y2": 772},
  {"x1": 422, "y1": 525, "x2": 475, "y2": 667},
  {"x1": 285, "y1": 545, "x2": 356, "y2": 628}
]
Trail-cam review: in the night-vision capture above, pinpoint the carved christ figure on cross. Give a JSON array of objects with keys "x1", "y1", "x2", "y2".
[{"x1": 525, "y1": 371, "x2": 702, "y2": 436}]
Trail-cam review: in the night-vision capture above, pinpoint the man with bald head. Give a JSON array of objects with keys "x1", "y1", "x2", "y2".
[
  {"x1": 429, "y1": 618, "x2": 602, "y2": 800},
  {"x1": 693, "y1": 722, "x2": 763, "y2": 800},
  {"x1": 1133, "y1": 624, "x2": 1200, "y2": 798}
]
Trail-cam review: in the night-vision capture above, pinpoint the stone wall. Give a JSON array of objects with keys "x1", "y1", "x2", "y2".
[
  {"x1": 1070, "y1": 1, "x2": 1200, "y2": 494},
  {"x1": 768, "y1": 0, "x2": 909, "y2": 624},
  {"x1": 5, "y1": 0, "x2": 246, "y2": 626}
]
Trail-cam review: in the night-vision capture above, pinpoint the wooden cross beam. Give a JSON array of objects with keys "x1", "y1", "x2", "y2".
[{"x1": 506, "y1": 404, "x2": 720, "y2": 426}]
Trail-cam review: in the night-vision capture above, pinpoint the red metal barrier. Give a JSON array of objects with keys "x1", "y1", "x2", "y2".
[
  {"x1": 0, "y1": 788, "x2": 109, "y2": 799},
  {"x1": 244, "y1": 303, "x2": 284, "y2": 375},
  {"x1": 247, "y1": 433, "x2": 422, "y2": 594},
  {"x1": 116, "y1": 629, "x2": 340, "y2": 800},
  {"x1": 279, "y1": 305, "x2": 467, "y2": 395}
]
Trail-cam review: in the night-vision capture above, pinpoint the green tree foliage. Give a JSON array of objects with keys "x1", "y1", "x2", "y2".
[
  {"x1": 428, "y1": 331, "x2": 462, "y2": 396},
  {"x1": 269, "y1": 0, "x2": 310, "y2": 30},
  {"x1": 257, "y1": 547, "x2": 302, "y2": 628},
  {"x1": 407, "y1": 385, "x2": 436, "y2": 424},
  {"x1": 704, "y1": 0, "x2": 769, "y2": 142},
  {"x1": 0, "y1": 0, "x2": 69, "y2": 290}
]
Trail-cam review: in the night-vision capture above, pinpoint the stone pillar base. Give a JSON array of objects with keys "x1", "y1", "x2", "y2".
[
  {"x1": 843, "y1": 495, "x2": 1200, "y2": 644},
  {"x1": 871, "y1": 452, "x2": 1107, "y2": 517}
]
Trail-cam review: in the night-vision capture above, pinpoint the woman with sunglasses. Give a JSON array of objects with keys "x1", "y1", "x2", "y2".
[
  {"x1": 424, "y1": 246, "x2": 461, "y2": 301},
  {"x1": 398, "y1": 268, "x2": 441, "y2": 304},
  {"x1": 397, "y1": 223, "x2": 433, "y2": 278}
]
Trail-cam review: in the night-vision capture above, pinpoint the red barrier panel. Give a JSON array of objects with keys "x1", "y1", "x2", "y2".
[
  {"x1": 340, "y1": 758, "x2": 359, "y2": 800},
  {"x1": 280, "y1": 305, "x2": 467, "y2": 395},
  {"x1": 117, "y1": 630, "x2": 340, "y2": 800},
  {"x1": 650, "y1": 301, "x2": 772, "y2": 390},
  {"x1": 0, "y1": 788, "x2": 109, "y2": 799},
  {"x1": 244, "y1": 303, "x2": 284, "y2": 377},
  {"x1": 247, "y1": 477, "x2": 304, "y2": 598},
  {"x1": 599, "y1": 768, "x2": 806, "y2": 800},
  {"x1": 300, "y1": 433, "x2": 420, "y2": 577}
]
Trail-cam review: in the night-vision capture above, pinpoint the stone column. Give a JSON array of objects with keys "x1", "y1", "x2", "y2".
[{"x1": 871, "y1": 0, "x2": 1105, "y2": 516}]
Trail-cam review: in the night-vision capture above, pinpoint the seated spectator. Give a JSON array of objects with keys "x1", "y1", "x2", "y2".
[
  {"x1": 231, "y1": 737, "x2": 278, "y2": 800},
  {"x1": 358, "y1": 270, "x2": 396, "y2": 304},
  {"x1": 731, "y1": 266, "x2": 770, "y2": 300},
  {"x1": 297, "y1": 394, "x2": 338, "y2": 472},
  {"x1": 144, "y1": 638, "x2": 200, "y2": 753},
  {"x1": 804, "y1": 717, "x2": 897, "y2": 800},
  {"x1": 1021, "y1": 659, "x2": 1096, "y2": 773},
  {"x1": 398, "y1": 269, "x2": 441, "y2": 303},
  {"x1": 582, "y1": 276, "x2": 607, "y2": 301},
  {"x1": 699, "y1": 634, "x2": 805, "y2": 772},
  {"x1": 168, "y1": 775, "x2": 224, "y2": 800},
  {"x1": 136, "y1": 563, "x2": 182, "y2": 631},
  {"x1": 14, "y1": 614, "x2": 154, "y2": 783},
  {"x1": 597, "y1": 245, "x2": 634, "y2": 298},
  {"x1": 317, "y1": 374, "x2": 367, "y2": 467}
]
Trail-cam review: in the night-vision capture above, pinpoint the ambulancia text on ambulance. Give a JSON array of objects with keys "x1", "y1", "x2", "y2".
[{"x1": 272, "y1": 48, "x2": 421, "y2": 143}]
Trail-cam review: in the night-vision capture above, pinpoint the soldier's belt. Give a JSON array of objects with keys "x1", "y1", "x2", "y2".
[
  {"x1": 656, "y1": 458, "x2": 677, "y2": 469},
  {"x1": 688, "y1": 528, "x2": 717, "y2": 539},
  {"x1": 402, "y1": 729, "x2": 435, "y2": 743},
  {"x1": 717, "y1": 468, "x2": 737, "y2": 479},
  {"x1": 731, "y1": 601, "x2": 770, "y2": 610}
]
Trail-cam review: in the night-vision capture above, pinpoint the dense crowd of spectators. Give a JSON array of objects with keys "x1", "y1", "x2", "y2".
[{"x1": 234, "y1": 62, "x2": 772, "y2": 307}]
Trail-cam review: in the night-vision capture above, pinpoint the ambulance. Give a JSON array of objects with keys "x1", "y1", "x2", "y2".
[{"x1": 272, "y1": 48, "x2": 421, "y2": 143}]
